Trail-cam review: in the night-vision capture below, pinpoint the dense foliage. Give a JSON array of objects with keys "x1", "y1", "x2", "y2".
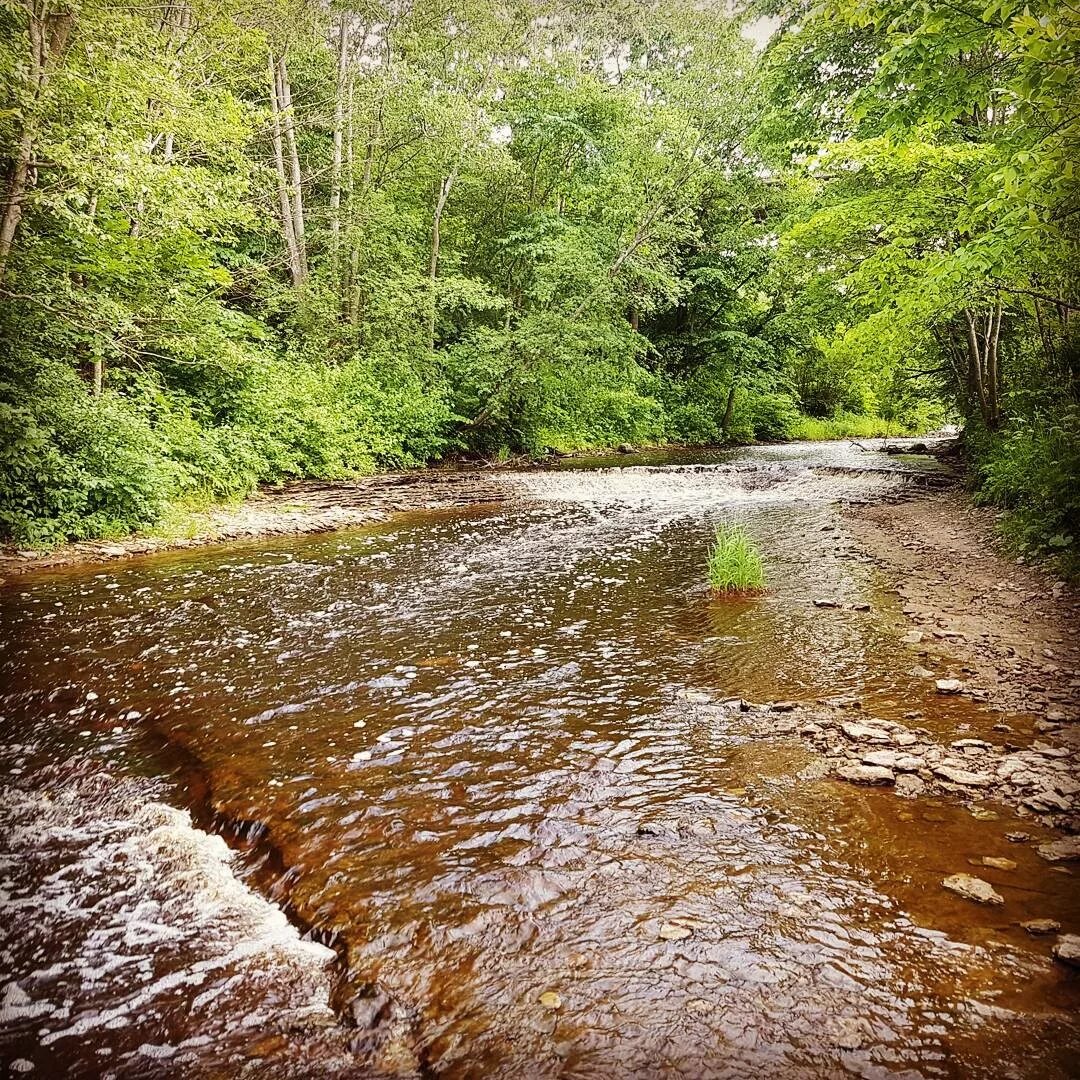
[{"x1": 0, "y1": 0, "x2": 1074, "y2": 563}]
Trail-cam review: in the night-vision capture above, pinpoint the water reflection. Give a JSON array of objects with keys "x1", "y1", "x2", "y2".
[{"x1": 1, "y1": 446, "x2": 1077, "y2": 1077}]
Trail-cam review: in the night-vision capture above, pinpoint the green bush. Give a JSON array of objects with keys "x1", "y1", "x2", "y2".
[
  {"x1": 971, "y1": 404, "x2": 1080, "y2": 576},
  {"x1": 0, "y1": 361, "x2": 172, "y2": 545}
]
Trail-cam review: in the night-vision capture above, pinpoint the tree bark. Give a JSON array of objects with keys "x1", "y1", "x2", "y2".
[
  {"x1": 0, "y1": 1, "x2": 74, "y2": 278},
  {"x1": 428, "y1": 168, "x2": 456, "y2": 350},
  {"x1": 329, "y1": 14, "x2": 349, "y2": 260},
  {"x1": 269, "y1": 54, "x2": 303, "y2": 286},
  {"x1": 276, "y1": 55, "x2": 308, "y2": 284}
]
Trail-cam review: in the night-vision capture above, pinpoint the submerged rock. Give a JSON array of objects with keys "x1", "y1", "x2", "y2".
[
  {"x1": 1036, "y1": 836, "x2": 1080, "y2": 863},
  {"x1": 941, "y1": 874, "x2": 1004, "y2": 904},
  {"x1": 1021, "y1": 919, "x2": 1061, "y2": 935},
  {"x1": 1052, "y1": 935, "x2": 1080, "y2": 968},
  {"x1": 978, "y1": 856, "x2": 1017, "y2": 871}
]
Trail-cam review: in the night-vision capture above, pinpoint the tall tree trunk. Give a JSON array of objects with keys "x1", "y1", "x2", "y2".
[
  {"x1": 269, "y1": 54, "x2": 303, "y2": 287},
  {"x1": 0, "y1": 1, "x2": 74, "y2": 279},
  {"x1": 276, "y1": 55, "x2": 308, "y2": 284},
  {"x1": 963, "y1": 308, "x2": 992, "y2": 427},
  {"x1": 428, "y1": 168, "x2": 456, "y2": 350},
  {"x1": 329, "y1": 14, "x2": 349, "y2": 262}
]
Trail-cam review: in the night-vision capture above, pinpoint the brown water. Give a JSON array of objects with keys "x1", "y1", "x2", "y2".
[{"x1": 2, "y1": 444, "x2": 1078, "y2": 1078}]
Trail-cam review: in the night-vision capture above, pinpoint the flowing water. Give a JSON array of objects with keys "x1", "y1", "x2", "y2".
[{"x1": 2, "y1": 443, "x2": 1078, "y2": 1078}]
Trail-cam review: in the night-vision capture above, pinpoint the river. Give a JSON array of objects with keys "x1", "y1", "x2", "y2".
[{"x1": 2, "y1": 442, "x2": 1077, "y2": 1078}]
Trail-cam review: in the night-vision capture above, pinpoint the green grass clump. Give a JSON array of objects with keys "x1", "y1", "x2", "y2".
[{"x1": 706, "y1": 522, "x2": 766, "y2": 595}]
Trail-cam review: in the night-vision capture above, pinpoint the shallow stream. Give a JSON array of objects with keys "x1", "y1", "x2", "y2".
[{"x1": 2, "y1": 443, "x2": 1077, "y2": 1078}]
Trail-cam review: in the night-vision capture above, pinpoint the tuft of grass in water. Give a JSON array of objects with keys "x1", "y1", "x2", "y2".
[{"x1": 707, "y1": 522, "x2": 766, "y2": 595}]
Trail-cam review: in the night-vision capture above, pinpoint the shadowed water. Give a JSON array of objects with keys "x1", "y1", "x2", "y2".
[{"x1": 2, "y1": 444, "x2": 1077, "y2": 1077}]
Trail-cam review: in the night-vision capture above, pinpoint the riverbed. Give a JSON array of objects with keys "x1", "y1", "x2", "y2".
[{"x1": 2, "y1": 443, "x2": 1078, "y2": 1078}]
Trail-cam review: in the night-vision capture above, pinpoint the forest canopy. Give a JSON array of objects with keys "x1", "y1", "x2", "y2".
[{"x1": 0, "y1": 0, "x2": 1077, "y2": 563}]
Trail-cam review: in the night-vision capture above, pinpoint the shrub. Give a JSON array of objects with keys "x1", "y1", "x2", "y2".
[
  {"x1": 0, "y1": 361, "x2": 172, "y2": 545},
  {"x1": 971, "y1": 404, "x2": 1080, "y2": 577},
  {"x1": 706, "y1": 522, "x2": 766, "y2": 594}
]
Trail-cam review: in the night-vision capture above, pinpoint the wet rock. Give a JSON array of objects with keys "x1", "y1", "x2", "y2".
[
  {"x1": 850, "y1": 602, "x2": 871, "y2": 612},
  {"x1": 835, "y1": 762, "x2": 895, "y2": 786},
  {"x1": 797, "y1": 758, "x2": 832, "y2": 781},
  {"x1": 1036, "y1": 836, "x2": 1080, "y2": 863},
  {"x1": 1005, "y1": 832, "x2": 1031, "y2": 843},
  {"x1": 813, "y1": 598, "x2": 840, "y2": 608},
  {"x1": 910, "y1": 666, "x2": 935, "y2": 679},
  {"x1": 840, "y1": 721, "x2": 891, "y2": 744},
  {"x1": 539, "y1": 991, "x2": 562, "y2": 1011},
  {"x1": 941, "y1": 874, "x2": 1004, "y2": 905},
  {"x1": 978, "y1": 856, "x2": 1017, "y2": 871},
  {"x1": 935, "y1": 678, "x2": 964, "y2": 694},
  {"x1": 1052, "y1": 935, "x2": 1080, "y2": 968},
  {"x1": 1021, "y1": 919, "x2": 1061, "y2": 935},
  {"x1": 861, "y1": 749, "x2": 900, "y2": 768},
  {"x1": 932, "y1": 763, "x2": 992, "y2": 787},
  {"x1": 768, "y1": 701, "x2": 797, "y2": 713},
  {"x1": 895, "y1": 774, "x2": 926, "y2": 799},
  {"x1": 952, "y1": 739, "x2": 993, "y2": 754}
]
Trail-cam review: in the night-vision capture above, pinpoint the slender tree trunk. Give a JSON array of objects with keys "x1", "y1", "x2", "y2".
[
  {"x1": 0, "y1": 1, "x2": 74, "y2": 278},
  {"x1": 963, "y1": 307, "x2": 991, "y2": 427},
  {"x1": 428, "y1": 168, "x2": 456, "y2": 350},
  {"x1": 276, "y1": 55, "x2": 308, "y2": 283},
  {"x1": 269, "y1": 54, "x2": 302, "y2": 286},
  {"x1": 329, "y1": 14, "x2": 349, "y2": 261},
  {"x1": 92, "y1": 355, "x2": 103, "y2": 397}
]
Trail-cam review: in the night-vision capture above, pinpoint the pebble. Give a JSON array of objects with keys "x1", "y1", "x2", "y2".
[
  {"x1": 539, "y1": 991, "x2": 562, "y2": 1011},
  {"x1": 978, "y1": 856, "x2": 1017, "y2": 871}
]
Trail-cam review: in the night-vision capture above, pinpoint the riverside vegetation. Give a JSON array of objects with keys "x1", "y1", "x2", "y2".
[
  {"x1": 707, "y1": 522, "x2": 766, "y2": 595},
  {"x1": 0, "y1": 0, "x2": 1077, "y2": 568}
]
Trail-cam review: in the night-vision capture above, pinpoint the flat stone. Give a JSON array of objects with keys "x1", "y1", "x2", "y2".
[
  {"x1": 935, "y1": 679, "x2": 964, "y2": 695},
  {"x1": 840, "y1": 721, "x2": 892, "y2": 744},
  {"x1": 813, "y1": 599, "x2": 840, "y2": 608},
  {"x1": 932, "y1": 764, "x2": 992, "y2": 787},
  {"x1": 941, "y1": 874, "x2": 1004, "y2": 905},
  {"x1": 862, "y1": 750, "x2": 899, "y2": 768},
  {"x1": 1038, "y1": 838, "x2": 1080, "y2": 863},
  {"x1": 910, "y1": 666, "x2": 934, "y2": 679},
  {"x1": 835, "y1": 762, "x2": 894, "y2": 786},
  {"x1": 1021, "y1": 919, "x2": 1061, "y2": 935},
  {"x1": 900, "y1": 630, "x2": 924, "y2": 645},
  {"x1": 1052, "y1": 935, "x2": 1080, "y2": 968},
  {"x1": 979, "y1": 856, "x2": 1017, "y2": 871},
  {"x1": 1005, "y1": 832, "x2": 1030, "y2": 843}
]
